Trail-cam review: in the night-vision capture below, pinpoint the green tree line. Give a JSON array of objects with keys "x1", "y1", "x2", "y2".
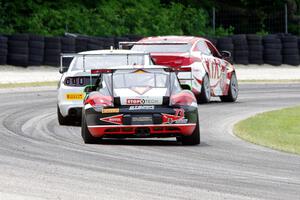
[
  {"x1": 0, "y1": 0, "x2": 220, "y2": 36},
  {"x1": 0, "y1": 0, "x2": 299, "y2": 36}
]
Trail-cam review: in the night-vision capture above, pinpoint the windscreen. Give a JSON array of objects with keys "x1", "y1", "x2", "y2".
[
  {"x1": 113, "y1": 72, "x2": 168, "y2": 88},
  {"x1": 131, "y1": 44, "x2": 191, "y2": 53},
  {"x1": 70, "y1": 54, "x2": 145, "y2": 71}
]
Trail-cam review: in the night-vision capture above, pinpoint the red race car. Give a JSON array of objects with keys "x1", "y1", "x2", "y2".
[{"x1": 120, "y1": 36, "x2": 238, "y2": 103}]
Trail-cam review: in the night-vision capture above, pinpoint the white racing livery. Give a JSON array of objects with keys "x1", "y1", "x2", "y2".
[{"x1": 57, "y1": 49, "x2": 153, "y2": 125}]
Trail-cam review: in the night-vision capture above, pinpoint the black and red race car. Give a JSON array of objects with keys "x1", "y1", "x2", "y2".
[{"x1": 81, "y1": 66, "x2": 200, "y2": 145}]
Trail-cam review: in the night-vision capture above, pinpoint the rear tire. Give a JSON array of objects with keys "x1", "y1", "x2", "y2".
[
  {"x1": 81, "y1": 112, "x2": 98, "y2": 144},
  {"x1": 198, "y1": 74, "x2": 211, "y2": 103},
  {"x1": 181, "y1": 117, "x2": 200, "y2": 145},
  {"x1": 57, "y1": 105, "x2": 70, "y2": 125},
  {"x1": 220, "y1": 72, "x2": 238, "y2": 102}
]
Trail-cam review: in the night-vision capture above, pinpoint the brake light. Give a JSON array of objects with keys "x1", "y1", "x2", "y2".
[
  {"x1": 91, "y1": 69, "x2": 112, "y2": 74},
  {"x1": 84, "y1": 92, "x2": 113, "y2": 107},
  {"x1": 170, "y1": 91, "x2": 197, "y2": 106}
]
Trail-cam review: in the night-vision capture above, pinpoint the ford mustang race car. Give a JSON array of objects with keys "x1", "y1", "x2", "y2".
[
  {"x1": 120, "y1": 36, "x2": 238, "y2": 103},
  {"x1": 57, "y1": 50, "x2": 153, "y2": 125},
  {"x1": 81, "y1": 66, "x2": 200, "y2": 145}
]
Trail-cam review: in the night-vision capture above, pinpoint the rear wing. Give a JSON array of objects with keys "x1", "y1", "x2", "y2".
[
  {"x1": 59, "y1": 52, "x2": 151, "y2": 73},
  {"x1": 118, "y1": 41, "x2": 189, "y2": 49}
]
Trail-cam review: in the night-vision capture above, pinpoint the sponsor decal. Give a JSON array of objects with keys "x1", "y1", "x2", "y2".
[
  {"x1": 100, "y1": 114, "x2": 123, "y2": 125},
  {"x1": 66, "y1": 93, "x2": 84, "y2": 100},
  {"x1": 162, "y1": 108, "x2": 186, "y2": 124},
  {"x1": 126, "y1": 99, "x2": 142, "y2": 105},
  {"x1": 125, "y1": 97, "x2": 162, "y2": 105},
  {"x1": 133, "y1": 69, "x2": 147, "y2": 74},
  {"x1": 130, "y1": 86, "x2": 151, "y2": 95},
  {"x1": 102, "y1": 108, "x2": 120, "y2": 113},
  {"x1": 129, "y1": 105, "x2": 154, "y2": 110},
  {"x1": 132, "y1": 116, "x2": 153, "y2": 123}
]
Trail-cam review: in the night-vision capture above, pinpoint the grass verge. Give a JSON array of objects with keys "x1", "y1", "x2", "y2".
[
  {"x1": 0, "y1": 81, "x2": 58, "y2": 88},
  {"x1": 234, "y1": 105, "x2": 300, "y2": 155}
]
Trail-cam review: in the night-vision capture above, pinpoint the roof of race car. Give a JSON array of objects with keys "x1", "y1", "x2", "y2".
[
  {"x1": 137, "y1": 35, "x2": 205, "y2": 44},
  {"x1": 78, "y1": 49, "x2": 148, "y2": 55}
]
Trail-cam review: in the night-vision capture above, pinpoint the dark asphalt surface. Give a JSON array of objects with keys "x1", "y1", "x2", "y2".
[{"x1": 0, "y1": 84, "x2": 299, "y2": 200}]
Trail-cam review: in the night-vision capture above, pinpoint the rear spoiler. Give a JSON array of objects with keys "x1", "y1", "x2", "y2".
[
  {"x1": 89, "y1": 66, "x2": 191, "y2": 75},
  {"x1": 118, "y1": 41, "x2": 189, "y2": 49},
  {"x1": 59, "y1": 52, "x2": 151, "y2": 73}
]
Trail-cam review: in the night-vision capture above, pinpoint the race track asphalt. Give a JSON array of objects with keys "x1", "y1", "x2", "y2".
[{"x1": 0, "y1": 84, "x2": 299, "y2": 200}]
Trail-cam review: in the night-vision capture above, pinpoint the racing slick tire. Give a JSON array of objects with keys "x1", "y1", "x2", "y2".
[
  {"x1": 181, "y1": 117, "x2": 200, "y2": 145},
  {"x1": 57, "y1": 105, "x2": 70, "y2": 125},
  {"x1": 81, "y1": 113, "x2": 99, "y2": 144},
  {"x1": 220, "y1": 72, "x2": 238, "y2": 102},
  {"x1": 198, "y1": 74, "x2": 211, "y2": 104}
]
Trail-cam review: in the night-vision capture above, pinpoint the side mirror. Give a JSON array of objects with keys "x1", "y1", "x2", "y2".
[
  {"x1": 59, "y1": 67, "x2": 68, "y2": 74},
  {"x1": 180, "y1": 84, "x2": 191, "y2": 90},
  {"x1": 220, "y1": 51, "x2": 231, "y2": 59},
  {"x1": 84, "y1": 85, "x2": 96, "y2": 93}
]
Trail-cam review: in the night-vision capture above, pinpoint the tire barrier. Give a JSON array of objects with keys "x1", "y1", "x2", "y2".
[
  {"x1": 281, "y1": 35, "x2": 300, "y2": 66},
  {"x1": 205, "y1": 36, "x2": 218, "y2": 47},
  {"x1": 29, "y1": 34, "x2": 44, "y2": 66},
  {"x1": 263, "y1": 35, "x2": 282, "y2": 66},
  {"x1": 44, "y1": 37, "x2": 61, "y2": 66},
  {"x1": 60, "y1": 36, "x2": 76, "y2": 67},
  {"x1": 1, "y1": 34, "x2": 300, "y2": 67},
  {"x1": 232, "y1": 34, "x2": 249, "y2": 65},
  {"x1": 87, "y1": 37, "x2": 104, "y2": 50},
  {"x1": 217, "y1": 37, "x2": 234, "y2": 63},
  {"x1": 0, "y1": 36, "x2": 8, "y2": 65},
  {"x1": 247, "y1": 34, "x2": 263, "y2": 65},
  {"x1": 7, "y1": 34, "x2": 29, "y2": 67},
  {"x1": 75, "y1": 37, "x2": 88, "y2": 52}
]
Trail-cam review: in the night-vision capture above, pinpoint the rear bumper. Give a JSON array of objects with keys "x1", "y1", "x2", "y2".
[{"x1": 88, "y1": 123, "x2": 196, "y2": 138}]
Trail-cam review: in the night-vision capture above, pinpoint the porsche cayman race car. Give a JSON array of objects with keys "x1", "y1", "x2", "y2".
[
  {"x1": 81, "y1": 66, "x2": 200, "y2": 145},
  {"x1": 120, "y1": 35, "x2": 238, "y2": 103},
  {"x1": 57, "y1": 49, "x2": 153, "y2": 125}
]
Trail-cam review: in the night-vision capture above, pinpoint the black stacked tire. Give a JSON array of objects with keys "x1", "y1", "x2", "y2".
[
  {"x1": 281, "y1": 35, "x2": 299, "y2": 66},
  {"x1": 205, "y1": 36, "x2": 217, "y2": 47},
  {"x1": 114, "y1": 36, "x2": 130, "y2": 49},
  {"x1": 232, "y1": 34, "x2": 249, "y2": 65},
  {"x1": 75, "y1": 37, "x2": 88, "y2": 52},
  {"x1": 0, "y1": 36, "x2": 8, "y2": 65},
  {"x1": 217, "y1": 37, "x2": 234, "y2": 63},
  {"x1": 247, "y1": 34, "x2": 263, "y2": 65},
  {"x1": 44, "y1": 37, "x2": 61, "y2": 66},
  {"x1": 61, "y1": 36, "x2": 76, "y2": 67},
  {"x1": 87, "y1": 37, "x2": 104, "y2": 50},
  {"x1": 61, "y1": 36, "x2": 76, "y2": 53},
  {"x1": 7, "y1": 34, "x2": 29, "y2": 67},
  {"x1": 263, "y1": 35, "x2": 282, "y2": 66},
  {"x1": 102, "y1": 36, "x2": 115, "y2": 49},
  {"x1": 28, "y1": 35, "x2": 44, "y2": 66}
]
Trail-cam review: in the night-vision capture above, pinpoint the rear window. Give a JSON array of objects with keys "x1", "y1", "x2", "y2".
[
  {"x1": 113, "y1": 72, "x2": 168, "y2": 88},
  {"x1": 132, "y1": 44, "x2": 191, "y2": 53},
  {"x1": 70, "y1": 54, "x2": 146, "y2": 71}
]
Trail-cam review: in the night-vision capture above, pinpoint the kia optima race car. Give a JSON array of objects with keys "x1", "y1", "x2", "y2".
[
  {"x1": 81, "y1": 66, "x2": 200, "y2": 145},
  {"x1": 120, "y1": 36, "x2": 238, "y2": 103},
  {"x1": 57, "y1": 50, "x2": 153, "y2": 125}
]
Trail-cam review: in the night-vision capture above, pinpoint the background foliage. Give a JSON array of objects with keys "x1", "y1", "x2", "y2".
[{"x1": 0, "y1": 0, "x2": 299, "y2": 36}]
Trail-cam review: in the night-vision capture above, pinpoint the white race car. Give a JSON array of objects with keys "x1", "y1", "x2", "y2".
[{"x1": 57, "y1": 50, "x2": 153, "y2": 125}]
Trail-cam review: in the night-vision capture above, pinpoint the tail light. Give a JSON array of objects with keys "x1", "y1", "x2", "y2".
[
  {"x1": 84, "y1": 92, "x2": 113, "y2": 107},
  {"x1": 170, "y1": 91, "x2": 197, "y2": 107},
  {"x1": 151, "y1": 55, "x2": 196, "y2": 67}
]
